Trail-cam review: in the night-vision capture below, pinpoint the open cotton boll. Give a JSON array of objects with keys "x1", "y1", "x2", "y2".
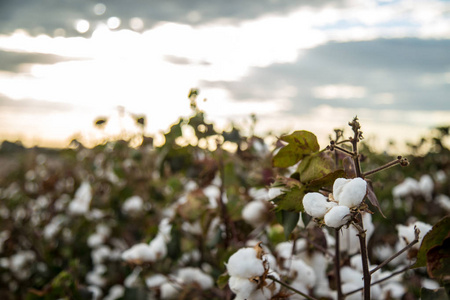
[
  {"x1": 68, "y1": 181, "x2": 92, "y2": 215},
  {"x1": 228, "y1": 276, "x2": 258, "y2": 300},
  {"x1": 289, "y1": 259, "x2": 316, "y2": 288},
  {"x1": 160, "y1": 281, "x2": 179, "y2": 300},
  {"x1": 392, "y1": 178, "x2": 420, "y2": 198},
  {"x1": 121, "y1": 243, "x2": 156, "y2": 263},
  {"x1": 334, "y1": 177, "x2": 367, "y2": 208},
  {"x1": 226, "y1": 248, "x2": 265, "y2": 278},
  {"x1": 124, "y1": 267, "x2": 142, "y2": 288},
  {"x1": 324, "y1": 206, "x2": 350, "y2": 228},
  {"x1": 268, "y1": 187, "x2": 283, "y2": 199},
  {"x1": 397, "y1": 221, "x2": 432, "y2": 249},
  {"x1": 242, "y1": 200, "x2": 269, "y2": 227},
  {"x1": 122, "y1": 195, "x2": 145, "y2": 214},
  {"x1": 176, "y1": 267, "x2": 214, "y2": 290},
  {"x1": 436, "y1": 194, "x2": 450, "y2": 212},
  {"x1": 148, "y1": 234, "x2": 168, "y2": 260},
  {"x1": 419, "y1": 175, "x2": 434, "y2": 201},
  {"x1": 104, "y1": 284, "x2": 125, "y2": 300},
  {"x1": 303, "y1": 192, "x2": 336, "y2": 218},
  {"x1": 145, "y1": 274, "x2": 167, "y2": 288}
]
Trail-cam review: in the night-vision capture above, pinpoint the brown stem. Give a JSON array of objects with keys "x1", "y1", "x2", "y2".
[
  {"x1": 267, "y1": 275, "x2": 319, "y2": 300},
  {"x1": 370, "y1": 226, "x2": 420, "y2": 275},
  {"x1": 349, "y1": 118, "x2": 371, "y2": 299},
  {"x1": 335, "y1": 229, "x2": 344, "y2": 300}
]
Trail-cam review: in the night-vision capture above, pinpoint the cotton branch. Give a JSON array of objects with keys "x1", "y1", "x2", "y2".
[
  {"x1": 344, "y1": 264, "x2": 413, "y2": 297},
  {"x1": 267, "y1": 275, "x2": 319, "y2": 300},
  {"x1": 369, "y1": 226, "x2": 420, "y2": 275},
  {"x1": 363, "y1": 156, "x2": 409, "y2": 177}
]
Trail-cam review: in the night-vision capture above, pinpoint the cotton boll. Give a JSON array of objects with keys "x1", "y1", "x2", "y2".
[
  {"x1": 289, "y1": 259, "x2": 316, "y2": 288},
  {"x1": 436, "y1": 194, "x2": 450, "y2": 212},
  {"x1": 148, "y1": 234, "x2": 167, "y2": 260},
  {"x1": 324, "y1": 206, "x2": 350, "y2": 228},
  {"x1": 268, "y1": 187, "x2": 283, "y2": 199},
  {"x1": 227, "y1": 248, "x2": 265, "y2": 278},
  {"x1": 419, "y1": 175, "x2": 434, "y2": 201},
  {"x1": 87, "y1": 285, "x2": 103, "y2": 300},
  {"x1": 228, "y1": 276, "x2": 258, "y2": 300},
  {"x1": 303, "y1": 192, "x2": 336, "y2": 218},
  {"x1": 160, "y1": 282, "x2": 179, "y2": 300},
  {"x1": 340, "y1": 266, "x2": 363, "y2": 287},
  {"x1": 177, "y1": 267, "x2": 214, "y2": 290},
  {"x1": 145, "y1": 274, "x2": 167, "y2": 288},
  {"x1": 382, "y1": 282, "x2": 405, "y2": 299},
  {"x1": 122, "y1": 195, "x2": 145, "y2": 214},
  {"x1": 121, "y1": 243, "x2": 156, "y2": 263},
  {"x1": 341, "y1": 282, "x2": 362, "y2": 300},
  {"x1": 335, "y1": 177, "x2": 367, "y2": 208},
  {"x1": 68, "y1": 181, "x2": 92, "y2": 215},
  {"x1": 242, "y1": 200, "x2": 269, "y2": 227},
  {"x1": 104, "y1": 284, "x2": 125, "y2": 300},
  {"x1": 392, "y1": 178, "x2": 420, "y2": 198},
  {"x1": 124, "y1": 267, "x2": 142, "y2": 288},
  {"x1": 397, "y1": 221, "x2": 432, "y2": 249},
  {"x1": 275, "y1": 242, "x2": 294, "y2": 259}
]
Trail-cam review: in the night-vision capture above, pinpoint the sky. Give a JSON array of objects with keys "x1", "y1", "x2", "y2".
[{"x1": 0, "y1": 0, "x2": 449, "y2": 151}]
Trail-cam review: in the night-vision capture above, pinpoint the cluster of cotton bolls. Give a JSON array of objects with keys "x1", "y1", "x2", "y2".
[
  {"x1": 226, "y1": 243, "x2": 281, "y2": 300},
  {"x1": 303, "y1": 177, "x2": 367, "y2": 228}
]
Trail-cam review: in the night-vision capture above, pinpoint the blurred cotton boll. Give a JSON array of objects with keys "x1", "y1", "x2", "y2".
[
  {"x1": 67, "y1": 181, "x2": 92, "y2": 215},
  {"x1": 242, "y1": 200, "x2": 270, "y2": 227},
  {"x1": 396, "y1": 221, "x2": 432, "y2": 249},
  {"x1": 121, "y1": 195, "x2": 145, "y2": 215},
  {"x1": 419, "y1": 174, "x2": 434, "y2": 201}
]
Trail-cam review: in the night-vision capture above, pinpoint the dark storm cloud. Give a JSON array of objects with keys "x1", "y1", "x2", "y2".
[
  {"x1": 0, "y1": 0, "x2": 344, "y2": 36},
  {"x1": 0, "y1": 50, "x2": 84, "y2": 73},
  {"x1": 202, "y1": 38, "x2": 450, "y2": 113}
]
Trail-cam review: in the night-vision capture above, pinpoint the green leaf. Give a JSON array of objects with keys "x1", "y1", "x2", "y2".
[
  {"x1": 273, "y1": 131, "x2": 320, "y2": 168},
  {"x1": 413, "y1": 216, "x2": 450, "y2": 268},
  {"x1": 297, "y1": 152, "x2": 335, "y2": 183},
  {"x1": 276, "y1": 210, "x2": 300, "y2": 240},
  {"x1": 217, "y1": 272, "x2": 230, "y2": 289},
  {"x1": 272, "y1": 185, "x2": 305, "y2": 212},
  {"x1": 307, "y1": 169, "x2": 346, "y2": 190},
  {"x1": 426, "y1": 235, "x2": 450, "y2": 281}
]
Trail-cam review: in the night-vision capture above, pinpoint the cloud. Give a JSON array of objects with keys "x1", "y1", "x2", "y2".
[
  {"x1": 202, "y1": 38, "x2": 450, "y2": 115},
  {"x1": 0, "y1": 49, "x2": 83, "y2": 73}
]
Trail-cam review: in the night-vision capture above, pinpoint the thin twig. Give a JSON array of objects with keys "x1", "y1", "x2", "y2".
[
  {"x1": 370, "y1": 226, "x2": 420, "y2": 275},
  {"x1": 267, "y1": 275, "x2": 319, "y2": 300},
  {"x1": 344, "y1": 264, "x2": 412, "y2": 297}
]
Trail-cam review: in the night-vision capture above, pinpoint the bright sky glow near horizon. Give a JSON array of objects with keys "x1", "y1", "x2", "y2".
[{"x1": 0, "y1": 0, "x2": 449, "y2": 151}]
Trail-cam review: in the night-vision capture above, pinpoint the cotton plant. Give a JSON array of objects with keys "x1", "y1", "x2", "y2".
[{"x1": 226, "y1": 243, "x2": 281, "y2": 300}]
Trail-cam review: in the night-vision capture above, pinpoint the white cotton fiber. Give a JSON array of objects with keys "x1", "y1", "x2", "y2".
[
  {"x1": 228, "y1": 276, "x2": 258, "y2": 300},
  {"x1": 303, "y1": 192, "x2": 336, "y2": 218},
  {"x1": 226, "y1": 248, "x2": 265, "y2": 278},
  {"x1": 121, "y1": 243, "x2": 155, "y2": 263},
  {"x1": 396, "y1": 221, "x2": 432, "y2": 249},
  {"x1": 242, "y1": 200, "x2": 269, "y2": 227},
  {"x1": 324, "y1": 206, "x2": 350, "y2": 228},
  {"x1": 334, "y1": 177, "x2": 367, "y2": 208}
]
